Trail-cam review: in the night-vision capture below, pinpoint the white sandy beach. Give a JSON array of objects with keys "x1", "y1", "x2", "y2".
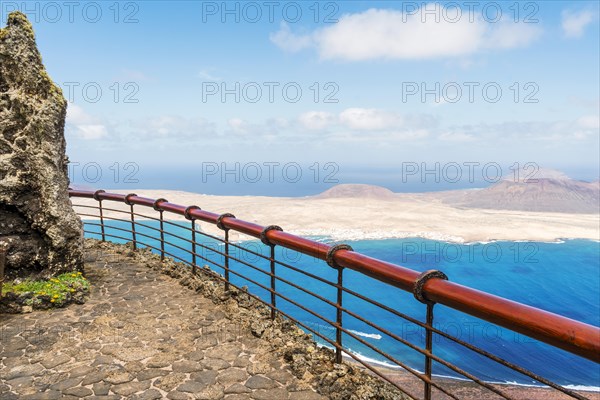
[{"x1": 71, "y1": 189, "x2": 600, "y2": 244}]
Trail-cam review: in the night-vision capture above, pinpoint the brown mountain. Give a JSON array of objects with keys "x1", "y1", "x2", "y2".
[
  {"x1": 315, "y1": 184, "x2": 397, "y2": 199},
  {"x1": 439, "y1": 178, "x2": 599, "y2": 214}
]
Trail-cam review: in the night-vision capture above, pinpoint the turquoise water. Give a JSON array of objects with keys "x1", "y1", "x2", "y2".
[{"x1": 84, "y1": 220, "x2": 600, "y2": 389}]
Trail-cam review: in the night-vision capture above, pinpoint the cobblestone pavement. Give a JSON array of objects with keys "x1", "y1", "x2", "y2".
[{"x1": 0, "y1": 248, "x2": 326, "y2": 400}]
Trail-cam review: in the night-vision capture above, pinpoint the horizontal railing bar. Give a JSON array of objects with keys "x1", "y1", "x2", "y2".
[
  {"x1": 82, "y1": 224, "x2": 226, "y2": 272},
  {"x1": 77, "y1": 202, "x2": 338, "y2": 288},
  {"x1": 72, "y1": 203, "x2": 103, "y2": 209},
  {"x1": 226, "y1": 240, "x2": 277, "y2": 262},
  {"x1": 190, "y1": 228, "x2": 228, "y2": 243},
  {"x1": 341, "y1": 305, "x2": 532, "y2": 399},
  {"x1": 225, "y1": 246, "x2": 500, "y2": 397},
  {"x1": 83, "y1": 229, "x2": 226, "y2": 272},
  {"x1": 424, "y1": 278, "x2": 600, "y2": 363},
  {"x1": 222, "y1": 240, "x2": 340, "y2": 289},
  {"x1": 78, "y1": 203, "x2": 264, "y2": 253},
  {"x1": 82, "y1": 220, "x2": 161, "y2": 243},
  {"x1": 273, "y1": 257, "x2": 340, "y2": 289},
  {"x1": 83, "y1": 227, "x2": 588, "y2": 399},
  {"x1": 89, "y1": 225, "x2": 480, "y2": 398},
  {"x1": 85, "y1": 225, "x2": 419, "y2": 399},
  {"x1": 71, "y1": 189, "x2": 600, "y2": 364},
  {"x1": 340, "y1": 285, "x2": 585, "y2": 398},
  {"x1": 100, "y1": 192, "x2": 127, "y2": 202},
  {"x1": 226, "y1": 264, "x2": 337, "y2": 329},
  {"x1": 79, "y1": 210, "x2": 232, "y2": 264},
  {"x1": 340, "y1": 327, "x2": 462, "y2": 399},
  {"x1": 81, "y1": 216, "x2": 208, "y2": 260},
  {"x1": 93, "y1": 206, "x2": 194, "y2": 232},
  {"x1": 250, "y1": 303, "x2": 419, "y2": 400},
  {"x1": 292, "y1": 322, "x2": 419, "y2": 400},
  {"x1": 226, "y1": 252, "x2": 342, "y2": 312},
  {"x1": 86, "y1": 220, "x2": 469, "y2": 391},
  {"x1": 218, "y1": 274, "x2": 421, "y2": 400},
  {"x1": 81, "y1": 194, "x2": 568, "y2": 386},
  {"x1": 78, "y1": 213, "x2": 163, "y2": 235},
  {"x1": 97, "y1": 210, "x2": 506, "y2": 397},
  {"x1": 214, "y1": 250, "x2": 430, "y2": 383},
  {"x1": 214, "y1": 259, "x2": 454, "y2": 396}
]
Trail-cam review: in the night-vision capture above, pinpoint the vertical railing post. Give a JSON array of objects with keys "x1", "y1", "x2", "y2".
[
  {"x1": 270, "y1": 246, "x2": 276, "y2": 319},
  {"x1": 335, "y1": 267, "x2": 344, "y2": 364},
  {"x1": 99, "y1": 200, "x2": 106, "y2": 242},
  {"x1": 424, "y1": 303, "x2": 435, "y2": 400},
  {"x1": 125, "y1": 194, "x2": 137, "y2": 250},
  {"x1": 413, "y1": 269, "x2": 449, "y2": 400},
  {"x1": 326, "y1": 244, "x2": 353, "y2": 364},
  {"x1": 261, "y1": 226, "x2": 283, "y2": 321},
  {"x1": 159, "y1": 210, "x2": 165, "y2": 260},
  {"x1": 0, "y1": 244, "x2": 6, "y2": 298},
  {"x1": 224, "y1": 231, "x2": 230, "y2": 291},
  {"x1": 217, "y1": 213, "x2": 235, "y2": 291},
  {"x1": 185, "y1": 206, "x2": 200, "y2": 275},
  {"x1": 191, "y1": 220, "x2": 197, "y2": 273},
  {"x1": 94, "y1": 190, "x2": 106, "y2": 242},
  {"x1": 153, "y1": 199, "x2": 168, "y2": 261}
]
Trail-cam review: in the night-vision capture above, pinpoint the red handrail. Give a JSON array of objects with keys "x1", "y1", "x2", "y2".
[{"x1": 69, "y1": 189, "x2": 600, "y2": 363}]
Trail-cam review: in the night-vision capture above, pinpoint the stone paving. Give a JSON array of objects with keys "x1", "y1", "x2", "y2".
[{"x1": 0, "y1": 244, "x2": 327, "y2": 399}]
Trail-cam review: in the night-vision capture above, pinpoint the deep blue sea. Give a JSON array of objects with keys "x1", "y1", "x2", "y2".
[{"x1": 84, "y1": 220, "x2": 600, "y2": 390}]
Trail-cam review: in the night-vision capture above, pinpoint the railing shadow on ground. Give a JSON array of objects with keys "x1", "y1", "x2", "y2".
[{"x1": 69, "y1": 189, "x2": 600, "y2": 400}]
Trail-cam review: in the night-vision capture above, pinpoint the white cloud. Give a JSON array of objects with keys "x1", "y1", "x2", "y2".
[
  {"x1": 225, "y1": 118, "x2": 285, "y2": 138},
  {"x1": 315, "y1": 7, "x2": 484, "y2": 60},
  {"x1": 116, "y1": 107, "x2": 600, "y2": 147},
  {"x1": 269, "y1": 22, "x2": 313, "y2": 52},
  {"x1": 389, "y1": 129, "x2": 429, "y2": 140},
  {"x1": 339, "y1": 108, "x2": 402, "y2": 130},
  {"x1": 118, "y1": 69, "x2": 149, "y2": 81},
  {"x1": 198, "y1": 69, "x2": 222, "y2": 81},
  {"x1": 561, "y1": 10, "x2": 595, "y2": 38},
  {"x1": 75, "y1": 125, "x2": 108, "y2": 140},
  {"x1": 431, "y1": 98, "x2": 448, "y2": 107},
  {"x1": 327, "y1": 127, "x2": 430, "y2": 144},
  {"x1": 132, "y1": 115, "x2": 214, "y2": 138},
  {"x1": 201, "y1": 108, "x2": 428, "y2": 144},
  {"x1": 485, "y1": 20, "x2": 543, "y2": 49},
  {"x1": 268, "y1": 117, "x2": 290, "y2": 129},
  {"x1": 577, "y1": 115, "x2": 600, "y2": 129},
  {"x1": 66, "y1": 103, "x2": 94, "y2": 125},
  {"x1": 447, "y1": 118, "x2": 600, "y2": 143},
  {"x1": 66, "y1": 104, "x2": 109, "y2": 140},
  {"x1": 270, "y1": 4, "x2": 541, "y2": 61},
  {"x1": 438, "y1": 131, "x2": 476, "y2": 142},
  {"x1": 228, "y1": 117, "x2": 248, "y2": 134},
  {"x1": 298, "y1": 111, "x2": 335, "y2": 130}
]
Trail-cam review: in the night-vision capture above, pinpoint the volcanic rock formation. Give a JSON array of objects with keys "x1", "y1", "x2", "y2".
[
  {"x1": 0, "y1": 12, "x2": 83, "y2": 278},
  {"x1": 315, "y1": 184, "x2": 397, "y2": 200},
  {"x1": 436, "y1": 169, "x2": 600, "y2": 214}
]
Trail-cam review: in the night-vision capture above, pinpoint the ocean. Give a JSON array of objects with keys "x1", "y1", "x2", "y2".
[
  {"x1": 68, "y1": 164, "x2": 600, "y2": 197},
  {"x1": 84, "y1": 220, "x2": 600, "y2": 390}
]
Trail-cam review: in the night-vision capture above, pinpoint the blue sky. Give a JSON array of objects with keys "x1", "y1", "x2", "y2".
[{"x1": 2, "y1": 1, "x2": 599, "y2": 191}]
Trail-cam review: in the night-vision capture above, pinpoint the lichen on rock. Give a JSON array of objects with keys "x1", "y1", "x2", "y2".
[{"x1": 0, "y1": 12, "x2": 83, "y2": 279}]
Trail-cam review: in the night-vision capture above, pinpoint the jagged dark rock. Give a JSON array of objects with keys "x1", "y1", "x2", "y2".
[{"x1": 0, "y1": 12, "x2": 83, "y2": 278}]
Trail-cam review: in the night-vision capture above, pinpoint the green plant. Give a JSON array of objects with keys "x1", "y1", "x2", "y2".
[{"x1": 2, "y1": 271, "x2": 89, "y2": 306}]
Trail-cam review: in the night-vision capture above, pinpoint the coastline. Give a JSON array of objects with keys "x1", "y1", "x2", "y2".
[
  {"x1": 72, "y1": 189, "x2": 600, "y2": 244},
  {"x1": 71, "y1": 189, "x2": 600, "y2": 398},
  {"x1": 344, "y1": 356, "x2": 600, "y2": 400}
]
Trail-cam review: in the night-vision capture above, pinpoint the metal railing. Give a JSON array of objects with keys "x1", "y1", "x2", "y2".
[{"x1": 69, "y1": 189, "x2": 600, "y2": 400}]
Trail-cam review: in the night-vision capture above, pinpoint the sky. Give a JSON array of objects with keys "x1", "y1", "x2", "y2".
[{"x1": 1, "y1": 1, "x2": 599, "y2": 193}]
